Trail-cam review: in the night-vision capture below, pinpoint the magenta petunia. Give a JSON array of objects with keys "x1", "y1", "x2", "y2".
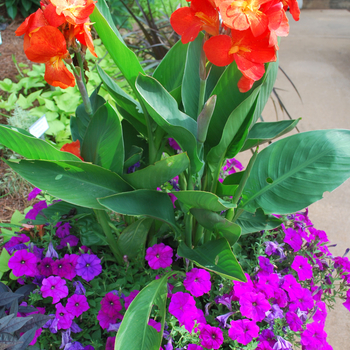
[
  {"x1": 168, "y1": 138, "x2": 181, "y2": 150},
  {"x1": 301, "y1": 322, "x2": 327, "y2": 350},
  {"x1": 148, "y1": 319, "x2": 161, "y2": 332},
  {"x1": 66, "y1": 294, "x2": 90, "y2": 317},
  {"x1": 187, "y1": 345, "x2": 203, "y2": 350},
  {"x1": 41, "y1": 276, "x2": 68, "y2": 304},
  {"x1": 240, "y1": 292, "x2": 271, "y2": 322},
  {"x1": 199, "y1": 324, "x2": 223, "y2": 350},
  {"x1": 124, "y1": 290, "x2": 140, "y2": 309},
  {"x1": 258, "y1": 256, "x2": 274, "y2": 275},
  {"x1": 25, "y1": 200, "x2": 47, "y2": 220},
  {"x1": 38, "y1": 257, "x2": 55, "y2": 277},
  {"x1": 228, "y1": 319, "x2": 259, "y2": 345},
  {"x1": 313, "y1": 301, "x2": 327, "y2": 324},
  {"x1": 145, "y1": 243, "x2": 173, "y2": 269},
  {"x1": 52, "y1": 258, "x2": 75, "y2": 279},
  {"x1": 291, "y1": 255, "x2": 313, "y2": 281},
  {"x1": 4, "y1": 234, "x2": 30, "y2": 254},
  {"x1": 281, "y1": 274, "x2": 303, "y2": 301},
  {"x1": 289, "y1": 287, "x2": 314, "y2": 312},
  {"x1": 8, "y1": 250, "x2": 38, "y2": 277},
  {"x1": 75, "y1": 254, "x2": 102, "y2": 282},
  {"x1": 183, "y1": 268, "x2": 211, "y2": 297},
  {"x1": 168, "y1": 291, "x2": 197, "y2": 322},
  {"x1": 97, "y1": 309, "x2": 122, "y2": 329},
  {"x1": 283, "y1": 227, "x2": 303, "y2": 252},
  {"x1": 256, "y1": 273, "x2": 280, "y2": 299},
  {"x1": 286, "y1": 311, "x2": 303, "y2": 332},
  {"x1": 27, "y1": 187, "x2": 41, "y2": 201},
  {"x1": 55, "y1": 303, "x2": 74, "y2": 330},
  {"x1": 343, "y1": 290, "x2": 350, "y2": 312},
  {"x1": 233, "y1": 273, "x2": 255, "y2": 299},
  {"x1": 100, "y1": 292, "x2": 122, "y2": 317},
  {"x1": 106, "y1": 337, "x2": 115, "y2": 350},
  {"x1": 256, "y1": 340, "x2": 273, "y2": 350}
]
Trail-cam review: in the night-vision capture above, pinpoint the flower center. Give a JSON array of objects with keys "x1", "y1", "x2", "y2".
[
  {"x1": 60, "y1": 312, "x2": 64, "y2": 316},
  {"x1": 86, "y1": 263, "x2": 90, "y2": 267},
  {"x1": 46, "y1": 264, "x2": 50, "y2": 268},
  {"x1": 156, "y1": 254, "x2": 160, "y2": 258},
  {"x1": 75, "y1": 303, "x2": 79, "y2": 306},
  {"x1": 59, "y1": 265, "x2": 62, "y2": 268},
  {"x1": 21, "y1": 260, "x2": 25, "y2": 264},
  {"x1": 51, "y1": 286, "x2": 55, "y2": 290},
  {"x1": 110, "y1": 302, "x2": 114, "y2": 305}
]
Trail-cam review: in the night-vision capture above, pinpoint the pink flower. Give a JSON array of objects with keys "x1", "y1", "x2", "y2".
[
  {"x1": 284, "y1": 227, "x2": 303, "y2": 251},
  {"x1": 343, "y1": 290, "x2": 350, "y2": 312},
  {"x1": 41, "y1": 276, "x2": 68, "y2": 304},
  {"x1": 228, "y1": 319, "x2": 259, "y2": 345},
  {"x1": 148, "y1": 319, "x2": 161, "y2": 332},
  {"x1": 286, "y1": 311, "x2": 303, "y2": 332},
  {"x1": 301, "y1": 322, "x2": 327, "y2": 350},
  {"x1": 239, "y1": 292, "x2": 271, "y2": 322},
  {"x1": 124, "y1": 290, "x2": 140, "y2": 309},
  {"x1": 145, "y1": 243, "x2": 173, "y2": 269},
  {"x1": 100, "y1": 292, "x2": 122, "y2": 317},
  {"x1": 8, "y1": 250, "x2": 38, "y2": 277},
  {"x1": 291, "y1": 255, "x2": 313, "y2": 280},
  {"x1": 97, "y1": 309, "x2": 122, "y2": 329},
  {"x1": 281, "y1": 274, "x2": 303, "y2": 301},
  {"x1": 188, "y1": 345, "x2": 203, "y2": 350},
  {"x1": 169, "y1": 291, "x2": 196, "y2": 321},
  {"x1": 183, "y1": 268, "x2": 211, "y2": 297},
  {"x1": 199, "y1": 324, "x2": 223, "y2": 349},
  {"x1": 66, "y1": 294, "x2": 90, "y2": 317},
  {"x1": 55, "y1": 303, "x2": 74, "y2": 330}
]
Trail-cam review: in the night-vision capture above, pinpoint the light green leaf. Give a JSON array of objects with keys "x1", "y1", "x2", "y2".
[
  {"x1": 0, "y1": 124, "x2": 81, "y2": 161},
  {"x1": 0, "y1": 249, "x2": 11, "y2": 273},
  {"x1": 177, "y1": 238, "x2": 245, "y2": 281},
  {"x1": 240, "y1": 129, "x2": 350, "y2": 214},
  {"x1": 123, "y1": 153, "x2": 190, "y2": 190},
  {"x1": 5, "y1": 159, "x2": 132, "y2": 210}
]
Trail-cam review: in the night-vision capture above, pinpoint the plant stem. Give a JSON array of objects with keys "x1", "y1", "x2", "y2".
[
  {"x1": 94, "y1": 209, "x2": 124, "y2": 264},
  {"x1": 185, "y1": 212, "x2": 193, "y2": 248}
]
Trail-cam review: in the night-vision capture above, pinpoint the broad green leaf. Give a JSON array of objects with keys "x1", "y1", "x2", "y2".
[
  {"x1": 153, "y1": 40, "x2": 188, "y2": 93},
  {"x1": 0, "y1": 125, "x2": 80, "y2": 161},
  {"x1": 136, "y1": 75, "x2": 203, "y2": 173},
  {"x1": 177, "y1": 238, "x2": 245, "y2": 281},
  {"x1": 236, "y1": 209, "x2": 283, "y2": 235},
  {"x1": 118, "y1": 218, "x2": 153, "y2": 259},
  {"x1": 91, "y1": 0, "x2": 144, "y2": 89},
  {"x1": 115, "y1": 273, "x2": 172, "y2": 350},
  {"x1": 97, "y1": 66, "x2": 145, "y2": 127},
  {"x1": 216, "y1": 181, "x2": 238, "y2": 197},
  {"x1": 73, "y1": 86, "x2": 106, "y2": 143},
  {"x1": 205, "y1": 65, "x2": 226, "y2": 101},
  {"x1": 123, "y1": 153, "x2": 190, "y2": 190},
  {"x1": 191, "y1": 209, "x2": 241, "y2": 246},
  {"x1": 98, "y1": 190, "x2": 177, "y2": 228},
  {"x1": 207, "y1": 96, "x2": 259, "y2": 169},
  {"x1": 175, "y1": 191, "x2": 236, "y2": 212},
  {"x1": 117, "y1": 106, "x2": 148, "y2": 137},
  {"x1": 182, "y1": 33, "x2": 203, "y2": 120},
  {"x1": 0, "y1": 249, "x2": 10, "y2": 274},
  {"x1": 241, "y1": 119, "x2": 301, "y2": 152},
  {"x1": 0, "y1": 210, "x2": 25, "y2": 243},
  {"x1": 5, "y1": 159, "x2": 132, "y2": 210},
  {"x1": 81, "y1": 102, "x2": 124, "y2": 174},
  {"x1": 240, "y1": 129, "x2": 350, "y2": 214}
]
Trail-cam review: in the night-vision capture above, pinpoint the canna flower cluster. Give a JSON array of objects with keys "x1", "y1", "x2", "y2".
[
  {"x1": 170, "y1": 0, "x2": 300, "y2": 92},
  {"x1": 15, "y1": 0, "x2": 97, "y2": 89}
]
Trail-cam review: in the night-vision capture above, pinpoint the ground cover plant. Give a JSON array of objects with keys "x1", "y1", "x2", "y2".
[{"x1": 1, "y1": 0, "x2": 350, "y2": 349}]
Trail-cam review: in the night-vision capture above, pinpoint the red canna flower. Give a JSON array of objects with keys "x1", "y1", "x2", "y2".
[
  {"x1": 50, "y1": 0, "x2": 96, "y2": 25},
  {"x1": 216, "y1": 0, "x2": 271, "y2": 37},
  {"x1": 170, "y1": 0, "x2": 220, "y2": 44},
  {"x1": 74, "y1": 23, "x2": 97, "y2": 57},
  {"x1": 282, "y1": 0, "x2": 300, "y2": 21},
  {"x1": 24, "y1": 26, "x2": 75, "y2": 89},
  {"x1": 60, "y1": 140, "x2": 83, "y2": 160},
  {"x1": 203, "y1": 29, "x2": 276, "y2": 92}
]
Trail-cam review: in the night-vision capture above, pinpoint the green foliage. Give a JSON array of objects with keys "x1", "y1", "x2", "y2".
[{"x1": 4, "y1": 0, "x2": 40, "y2": 19}]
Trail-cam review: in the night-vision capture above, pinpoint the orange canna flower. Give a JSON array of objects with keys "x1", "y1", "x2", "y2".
[
  {"x1": 60, "y1": 140, "x2": 84, "y2": 160},
  {"x1": 282, "y1": 0, "x2": 300, "y2": 21},
  {"x1": 203, "y1": 29, "x2": 276, "y2": 92},
  {"x1": 50, "y1": 0, "x2": 96, "y2": 25},
  {"x1": 216, "y1": 0, "x2": 272, "y2": 37},
  {"x1": 170, "y1": 0, "x2": 220, "y2": 44},
  {"x1": 74, "y1": 23, "x2": 97, "y2": 57},
  {"x1": 24, "y1": 26, "x2": 75, "y2": 89}
]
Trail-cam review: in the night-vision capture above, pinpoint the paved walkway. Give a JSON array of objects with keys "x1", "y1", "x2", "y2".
[{"x1": 237, "y1": 9, "x2": 350, "y2": 349}]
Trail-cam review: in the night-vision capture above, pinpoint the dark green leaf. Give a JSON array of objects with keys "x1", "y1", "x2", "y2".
[
  {"x1": 18, "y1": 314, "x2": 54, "y2": 333},
  {"x1": 177, "y1": 238, "x2": 245, "y2": 281},
  {"x1": 118, "y1": 218, "x2": 153, "y2": 259},
  {"x1": 240, "y1": 129, "x2": 350, "y2": 214},
  {"x1": 5, "y1": 159, "x2": 132, "y2": 210},
  {"x1": 124, "y1": 146, "x2": 143, "y2": 170},
  {"x1": 0, "y1": 125, "x2": 80, "y2": 161},
  {"x1": 123, "y1": 153, "x2": 190, "y2": 189},
  {"x1": 81, "y1": 102, "x2": 124, "y2": 174},
  {"x1": 0, "y1": 293, "x2": 22, "y2": 307},
  {"x1": 0, "y1": 316, "x2": 31, "y2": 334},
  {"x1": 11, "y1": 328, "x2": 36, "y2": 350},
  {"x1": 191, "y1": 209, "x2": 241, "y2": 246}
]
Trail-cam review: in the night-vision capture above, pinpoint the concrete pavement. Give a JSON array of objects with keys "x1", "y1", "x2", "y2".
[{"x1": 236, "y1": 9, "x2": 350, "y2": 349}]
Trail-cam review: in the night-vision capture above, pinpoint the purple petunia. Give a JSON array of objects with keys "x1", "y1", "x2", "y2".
[
  {"x1": 53, "y1": 258, "x2": 75, "y2": 279},
  {"x1": 168, "y1": 138, "x2": 181, "y2": 150},
  {"x1": 28, "y1": 187, "x2": 41, "y2": 201},
  {"x1": 145, "y1": 243, "x2": 173, "y2": 269},
  {"x1": 240, "y1": 292, "x2": 271, "y2": 322},
  {"x1": 25, "y1": 200, "x2": 47, "y2": 220},
  {"x1": 38, "y1": 257, "x2": 55, "y2": 277},
  {"x1": 168, "y1": 292, "x2": 197, "y2": 323},
  {"x1": 8, "y1": 250, "x2": 38, "y2": 277},
  {"x1": 228, "y1": 319, "x2": 259, "y2": 345},
  {"x1": 283, "y1": 228, "x2": 303, "y2": 252},
  {"x1": 56, "y1": 235, "x2": 80, "y2": 250},
  {"x1": 124, "y1": 290, "x2": 139, "y2": 309},
  {"x1": 258, "y1": 256, "x2": 275, "y2": 275},
  {"x1": 75, "y1": 254, "x2": 102, "y2": 282},
  {"x1": 100, "y1": 292, "x2": 122, "y2": 317},
  {"x1": 199, "y1": 324, "x2": 224, "y2": 350},
  {"x1": 66, "y1": 294, "x2": 90, "y2": 317},
  {"x1": 273, "y1": 336, "x2": 292, "y2": 350},
  {"x1": 187, "y1": 345, "x2": 203, "y2": 350},
  {"x1": 41, "y1": 276, "x2": 69, "y2": 304},
  {"x1": 215, "y1": 311, "x2": 234, "y2": 328},
  {"x1": 291, "y1": 255, "x2": 313, "y2": 281},
  {"x1": 46, "y1": 241, "x2": 59, "y2": 258},
  {"x1": 56, "y1": 222, "x2": 72, "y2": 238},
  {"x1": 73, "y1": 281, "x2": 86, "y2": 295},
  {"x1": 183, "y1": 268, "x2": 211, "y2": 297},
  {"x1": 286, "y1": 311, "x2": 303, "y2": 332},
  {"x1": 4, "y1": 234, "x2": 30, "y2": 254},
  {"x1": 106, "y1": 337, "x2": 115, "y2": 350}
]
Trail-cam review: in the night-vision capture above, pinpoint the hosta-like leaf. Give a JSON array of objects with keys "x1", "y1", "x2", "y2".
[
  {"x1": 5, "y1": 159, "x2": 132, "y2": 210},
  {"x1": 240, "y1": 129, "x2": 350, "y2": 214},
  {"x1": 177, "y1": 238, "x2": 245, "y2": 281},
  {"x1": 123, "y1": 153, "x2": 190, "y2": 189}
]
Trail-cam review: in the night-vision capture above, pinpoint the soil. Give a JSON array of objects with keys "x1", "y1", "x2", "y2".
[{"x1": 0, "y1": 10, "x2": 33, "y2": 222}]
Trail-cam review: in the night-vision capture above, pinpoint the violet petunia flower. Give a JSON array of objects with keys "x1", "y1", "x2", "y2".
[
  {"x1": 259, "y1": 329, "x2": 275, "y2": 347},
  {"x1": 273, "y1": 336, "x2": 292, "y2": 350},
  {"x1": 56, "y1": 303, "x2": 74, "y2": 330},
  {"x1": 43, "y1": 315, "x2": 59, "y2": 333},
  {"x1": 70, "y1": 322, "x2": 82, "y2": 333},
  {"x1": 107, "y1": 322, "x2": 122, "y2": 332},
  {"x1": 41, "y1": 276, "x2": 69, "y2": 304},
  {"x1": 183, "y1": 268, "x2": 211, "y2": 297},
  {"x1": 38, "y1": 257, "x2": 55, "y2": 277},
  {"x1": 28, "y1": 187, "x2": 41, "y2": 201},
  {"x1": 73, "y1": 281, "x2": 86, "y2": 295},
  {"x1": 46, "y1": 241, "x2": 59, "y2": 259},
  {"x1": 264, "y1": 241, "x2": 286, "y2": 260},
  {"x1": 84, "y1": 346, "x2": 94, "y2": 350},
  {"x1": 25, "y1": 200, "x2": 47, "y2": 220},
  {"x1": 168, "y1": 138, "x2": 181, "y2": 150},
  {"x1": 124, "y1": 290, "x2": 139, "y2": 309},
  {"x1": 291, "y1": 255, "x2": 313, "y2": 281},
  {"x1": 4, "y1": 234, "x2": 30, "y2": 254},
  {"x1": 215, "y1": 311, "x2": 234, "y2": 328},
  {"x1": 228, "y1": 319, "x2": 259, "y2": 345},
  {"x1": 65, "y1": 342, "x2": 85, "y2": 350},
  {"x1": 258, "y1": 256, "x2": 275, "y2": 275},
  {"x1": 75, "y1": 254, "x2": 102, "y2": 282},
  {"x1": 60, "y1": 329, "x2": 72, "y2": 349},
  {"x1": 56, "y1": 235, "x2": 79, "y2": 250},
  {"x1": 8, "y1": 250, "x2": 38, "y2": 277},
  {"x1": 264, "y1": 304, "x2": 284, "y2": 324},
  {"x1": 66, "y1": 294, "x2": 90, "y2": 317},
  {"x1": 198, "y1": 324, "x2": 223, "y2": 350},
  {"x1": 56, "y1": 222, "x2": 72, "y2": 238},
  {"x1": 145, "y1": 243, "x2": 173, "y2": 270}
]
